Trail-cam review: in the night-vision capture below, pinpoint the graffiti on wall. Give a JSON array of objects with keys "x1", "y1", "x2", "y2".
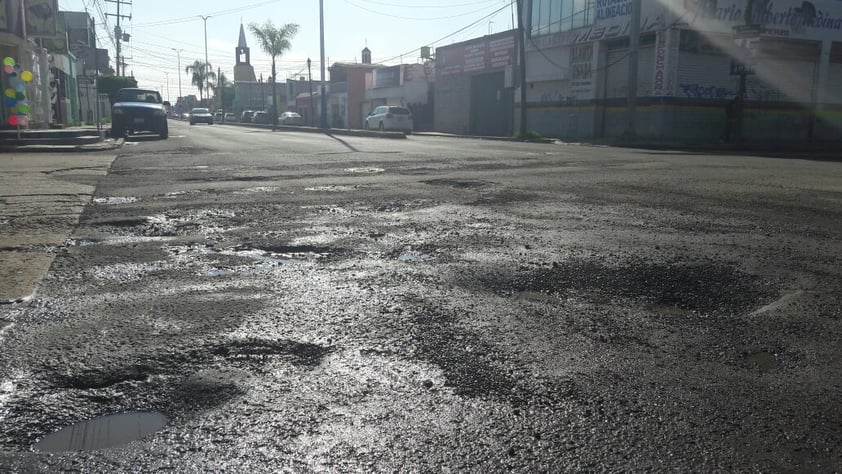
[{"x1": 680, "y1": 83, "x2": 735, "y2": 100}]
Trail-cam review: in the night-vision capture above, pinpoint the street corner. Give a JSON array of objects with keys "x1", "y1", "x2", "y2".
[{"x1": 0, "y1": 251, "x2": 54, "y2": 304}]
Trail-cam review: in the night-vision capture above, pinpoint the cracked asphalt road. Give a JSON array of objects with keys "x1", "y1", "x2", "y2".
[{"x1": 1, "y1": 122, "x2": 841, "y2": 471}]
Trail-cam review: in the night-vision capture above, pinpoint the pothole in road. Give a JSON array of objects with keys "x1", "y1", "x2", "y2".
[
  {"x1": 34, "y1": 411, "x2": 168, "y2": 452},
  {"x1": 305, "y1": 185, "x2": 363, "y2": 192},
  {"x1": 479, "y1": 258, "x2": 777, "y2": 316},
  {"x1": 744, "y1": 351, "x2": 779, "y2": 372},
  {"x1": 344, "y1": 167, "x2": 385, "y2": 174},
  {"x1": 211, "y1": 338, "x2": 332, "y2": 368},
  {"x1": 92, "y1": 196, "x2": 139, "y2": 205},
  {"x1": 423, "y1": 178, "x2": 494, "y2": 189},
  {"x1": 398, "y1": 250, "x2": 434, "y2": 263},
  {"x1": 390, "y1": 246, "x2": 437, "y2": 263},
  {"x1": 198, "y1": 244, "x2": 334, "y2": 277}
]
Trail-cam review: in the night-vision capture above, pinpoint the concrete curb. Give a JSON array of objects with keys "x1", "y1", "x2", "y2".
[
  {"x1": 0, "y1": 138, "x2": 124, "y2": 153},
  {"x1": 216, "y1": 121, "x2": 407, "y2": 139}
]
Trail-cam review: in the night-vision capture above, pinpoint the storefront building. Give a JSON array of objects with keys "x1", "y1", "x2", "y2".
[{"x1": 522, "y1": 0, "x2": 842, "y2": 142}]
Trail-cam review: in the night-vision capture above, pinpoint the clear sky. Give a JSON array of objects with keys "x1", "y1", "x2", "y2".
[{"x1": 58, "y1": 0, "x2": 517, "y2": 102}]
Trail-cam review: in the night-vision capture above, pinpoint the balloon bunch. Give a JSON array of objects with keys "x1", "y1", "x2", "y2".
[{"x1": 3, "y1": 57, "x2": 33, "y2": 127}]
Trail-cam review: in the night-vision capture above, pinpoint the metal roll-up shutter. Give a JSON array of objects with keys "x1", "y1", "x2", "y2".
[
  {"x1": 747, "y1": 39, "x2": 820, "y2": 103},
  {"x1": 827, "y1": 42, "x2": 842, "y2": 105},
  {"x1": 677, "y1": 50, "x2": 737, "y2": 100},
  {"x1": 638, "y1": 45, "x2": 654, "y2": 96},
  {"x1": 747, "y1": 58, "x2": 817, "y2": 103},
  {"x1": 605, "y1": 43, "x2": 655, "y2": 98}
]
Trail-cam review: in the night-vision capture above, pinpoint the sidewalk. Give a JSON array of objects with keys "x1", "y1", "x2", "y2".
[{"x1": 0, "y1": 144, "x2": 120, "y2": 304}]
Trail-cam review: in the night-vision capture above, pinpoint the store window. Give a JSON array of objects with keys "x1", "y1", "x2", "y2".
[{"x1": 530, "y1": 0, "x2": 596, "y2": 37}]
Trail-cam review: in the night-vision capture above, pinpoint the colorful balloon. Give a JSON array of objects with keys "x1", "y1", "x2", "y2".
[
  {"x1": 20, "y1": 71, "x2": 33, "y2": 82},
  {"x1": 15, "y1": 92, "x2": 24, "y2": 100},
  {"x1": 18, "y1": 104, "x2": 30, "y2": 114},
  {"x1": 4, "y1": 97, "x2": 15, "y2": 107},
  {"x1": 8, "y1": 115, "x2": 18, "y2": 125},
  {"x1": 17, "y1": 116, "x2": 28, "y2": 126},
  {"x1": 3, "y1": 65, "x2": 12, "y2": 74},
  {"x1": 4, "y1": 88, "x2": 14, "y2": 98},
  {"x1": 2, "y1": 57, "x2": 14, "y2": 66}
]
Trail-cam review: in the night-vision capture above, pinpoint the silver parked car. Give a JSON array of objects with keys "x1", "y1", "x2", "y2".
[{"x1": 279, "y1": 111, "x2": 303, "y2": 126}]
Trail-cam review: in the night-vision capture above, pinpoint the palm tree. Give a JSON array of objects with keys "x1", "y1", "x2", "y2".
[
  {"x1": 185, "y1": 60, "x2": 216, "y2": 106},
  {"x1": 248, "y1": 20, "x2": 299, "y2": 130}
]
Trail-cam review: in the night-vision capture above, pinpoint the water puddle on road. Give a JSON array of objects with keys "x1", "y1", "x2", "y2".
[{"x1": 34, "y1": 411, "x2": 168, "y2": 452}]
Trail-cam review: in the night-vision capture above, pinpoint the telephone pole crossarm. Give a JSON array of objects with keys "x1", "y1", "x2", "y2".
[{"x1": 105, "y1": 0, "x2": 132, "y2": 76}]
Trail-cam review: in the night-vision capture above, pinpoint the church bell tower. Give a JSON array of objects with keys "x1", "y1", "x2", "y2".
[{"x1": 234, "y1": 23, "x2": 257, "y2": 82}]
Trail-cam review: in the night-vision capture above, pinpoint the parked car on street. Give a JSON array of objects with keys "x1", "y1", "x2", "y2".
[
  {"x1": 189, "y1": 108, "x2": 214, "y2": 125},
  {"x1": 252, "y1": 111, "x2": 271, "y2": 124},
  {"x1": 279, "y1": 111, "x2": 303, "y2": 126},
  {"x1": 110, "y1": 88, "x2": 169, "y2": 139},
  {"x1": 365, "y1": 106, "x2": 412, "y2": 133},
  {"x1": 240, "y1": 110, "x2": 255, "y2": 123},
  {"x1": 214, "y1": 109, "x2": 224, "y2": 122},
  {"x1": 224, "y1": 112, "x2": 236, "y2": 122}
]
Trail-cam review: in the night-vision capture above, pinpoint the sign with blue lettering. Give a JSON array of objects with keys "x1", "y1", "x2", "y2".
[{"x1": 596, "y1": 0, "x2": 633, "y2": 20}]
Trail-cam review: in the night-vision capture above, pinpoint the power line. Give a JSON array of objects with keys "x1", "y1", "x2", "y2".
[
  {"x1": 354, "y1": 0, "x2": 498, "y2": 8},
  {"x1": 377, "y1": 1, "x2": 513, "y2": 64},
  {"x1": 343, "y1": 0, "x2": 499, "y2": 20},
  {"x1": 132, "y1": 0, "x2": 283, "y2": 28}
]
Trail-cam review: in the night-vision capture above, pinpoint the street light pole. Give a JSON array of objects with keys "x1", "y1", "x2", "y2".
[
  {"x1": 307, "y1": 58, "x2": 314, "y2": 126},
  {"x1": 319, "y1": 0, "x2": 328, "y2": 129},
  {"x1": 171, "y1": 48, "x2": 183, "y2": 106},
  {"x1": 201, "y1": 15, "x2": 211, "y2": 107}
]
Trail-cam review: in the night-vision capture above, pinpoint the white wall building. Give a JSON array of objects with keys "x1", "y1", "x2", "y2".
[{"x1": 521, "y1": 0, "x2": 842, "y2": 142}]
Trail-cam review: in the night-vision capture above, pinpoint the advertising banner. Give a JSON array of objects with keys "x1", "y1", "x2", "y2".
[
  {"x1": 25, "y1": 0, "x2": 58, "y2": 38},
  {"x1": 437, "y1": 32, "x2": 516, "y2": 78}
]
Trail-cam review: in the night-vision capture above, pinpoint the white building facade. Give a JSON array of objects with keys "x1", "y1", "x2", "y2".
[{"x1": 521, "y1": 0, "x2": 842, "y2": 142}]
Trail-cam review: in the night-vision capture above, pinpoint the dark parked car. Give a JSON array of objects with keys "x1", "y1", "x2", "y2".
[
  {"x1": 111, "y1": 88, "x2": 168, "y2": 139},
  {"x1": 189, "y1": 108, "x2": 214, "y2": 125},
  {"x1": 240, "y1": 110, "x2": 255, "y2": 123}
]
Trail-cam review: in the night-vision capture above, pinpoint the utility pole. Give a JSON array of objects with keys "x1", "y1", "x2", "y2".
[
  {"x1": 516, "y1": 0, "x2": 527, "y2": 138},
  {"x1": 217, "y1": 66, "x2": 221, "y2": 112},
  {"x1": 105, "y1": 0, "x2": 131, "y2": 76},
  {"x1": 307, "y1": 58, "x2": 314, "y2": 126},
  {"x1": 319, "y1": 0, "x2": 328, "y2": 129},
  {"x1": 201, "y1": 15, "x2": 211, "y2": 107},
  {"x1": 736, "y1": 0, "x2": 756, "y2": 144},
  {"x1": 624, "y1": 0, "x2": 641, "y2": 139},
  {"x1": 165, "y1": 72, "x2": 170, "y2": 103}
]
